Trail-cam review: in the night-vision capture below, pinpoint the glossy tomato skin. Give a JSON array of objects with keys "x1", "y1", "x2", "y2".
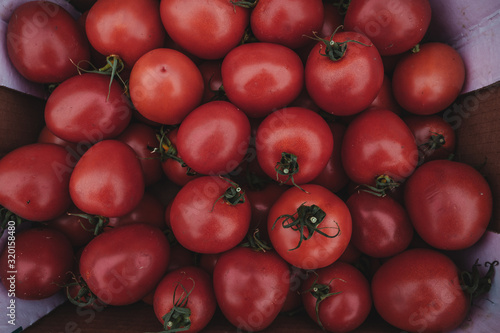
[
  {"x1": 255, "y1": 107, "x2": 334, "y2": 185},
  {"x1": 250, "y1": 0, "x2": 324, "y2": 49},
  {"x1": 368, "y1": 74, "x2": 403, "y2": 115},
  {"x1": 176, "y1": 101, "x2": 251, "y2": 175},
  {"x1": 169, "y1": 176, "x2": 251, "y2": 254},
  {"x1": 302, "y1": 261, "x2": 372, "y2": 333},
  {"x1": 129, "y1": 48, "x2": 204, "y2": 125},
  {"x1": 45, "y1": 73, "x2": 132, "y2": 144},
  {"x1": 0, "y1": 227, "x2": 74, "y2": 300},
  {"x1": 346, "y1": 190, "x2": 413, "y2": 258},
  {"x1": 344, "y1": 0, "x2": 432, "y2": 56},
  {"x1": 213, "y1": 247, "x2": 290, "y2": 332},
  {"x1": 6, "y1": 1, "x2": 90, "y2": 83},
  {"x1": 341, "y1": 108, "x2": 419, "y2": 186},
  {"x1": 159, "y1": 0, "x2": 249, "y2": 60},
  {"x1": 0, "y1": 143, "x2": 73, "y2": 221},
  {"x1": 69, "y1": 140, "x2": 145, "y2": 218},
  {"x1": 85, "y1": 0, "x2": 165, "y2": 68},
  {"x1": 268, "y1": 184, "x2": 352, "y2": 270},
  {"x1": 221, "y1": 42, "x2": 304, "y2": 118},
  {"x1": 153, "y1": 266, "x2": 216, "y2": 333},
  {"x1": 404, "y1": 160, "x2": 492, "y2": 250},
  {"x1": 392, "y1": 42, "x2": 466, "y2": 115},
  {"x1": 79, "y1": 223, "x2": 170, "y2": 306},
  {"x1": 372, "y1": 248, "x2": 469, "y2": 333},
  {"x1": 305, "y1": 31, "x2": 384, "y2": 116}
]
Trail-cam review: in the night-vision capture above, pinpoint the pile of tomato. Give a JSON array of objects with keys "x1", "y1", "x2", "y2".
[{"x1": 0, "y1": 0, "x2": 497, "y2": 332}]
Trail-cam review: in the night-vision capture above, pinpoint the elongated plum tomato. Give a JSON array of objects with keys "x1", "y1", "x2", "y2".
[
  {"x1": 0, "y1": 143, "x2": 72, "y2": 221},
  {"x1": 6, "y1": 1, "x2": 90, "y2": 83},
  {"x1": 129, "y1": 48, "x2": 204, "y2": 125},
  {"x1": 69, "y1": 140, "x2": 145, "y2": 218}
]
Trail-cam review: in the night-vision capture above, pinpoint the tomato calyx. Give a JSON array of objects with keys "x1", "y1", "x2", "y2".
[
  {"x1": 230, "y1": 0, "x2": 258, "y2": 9},
  {"x1": 154, "y1": 127, "x2": 198, "y2": 177},
  {"x1": 308, "y1": 26, "x2": 371, "y2": 62},
  {"x1": 330, "y1": 0, "x2": 351, "y2": 15},
  {"x1": 65, "y1": 272, "x2": 100, "y2": 308},
  {"x1": 419, "y1": 131, "x2": 448, "y2": 158},
  {"x1": 211, "y1": 177, "x2": 246, "y2": 212},
  {"x1": 275, "y1": 152, "x2": 307, "y2": 191},
  {"x1": 0, "y1": 206, "x2": 25, "y2": 234},
  {"x1": 66, "y1": 212, "x2": 109, "y2": 235},
  {"x1": 241, "y1": 228, "x2": 273, "y2": 252},
  {"x1": 157, "y1": 279, "x2": 195, "y2": 333},
  {"x1": 460, "y1": 259, "x2": 499, "y2": 305},
  {"x1": 273, "y1": 203, "x2": 341, "y2": 251},
  {"x1": 360, "y1": 174, "x2": 400, "y2": 197}
]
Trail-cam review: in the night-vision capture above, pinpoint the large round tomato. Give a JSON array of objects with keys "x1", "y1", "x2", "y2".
[
  {"x1": 69, "y1": 140, "x2": 145, "y2": 218},
  {"x1": 6, "y1": 1, "x2": 90, "y2": 83},
  {"x1": 0, "y1": 227, "x2": 74, "y2": 300},
  {"x1": 0, "y1": 143, "x2": 73, "y2": 221},
  {"x1": 176, "y1": 101, "x2": 251, "y2": 175},
  {"x1": 268, "y1": 184, "x2": 352, "y2": 269},
  {"x1": 213, "y1": 246, "x2": 290, "y2": 331},
  {"x1": 129, "y1": 48, "x2": 204, "y2": 125},
  {"x1": 221, "y1": 42, "x2": 304, "y2": 118},
  {"x1": 160, "y1": 0, "x2": 249, "y2": 60},
  {"x1": 344, "y1": 0, "x2": 432, "y2": 56},
  {"x1": 392, "y1": 42, "x2": 466, "y2": 115},
  {"x1": 255, "y1": 107, "x2": 333, "y2": 186},
  {"x1": 45, "y1": 73, "x2": 132, "y2": 144},
  {"x1": 372, "y1": 248, "x2": 469, "y2": 333},
  {"x1": 404, "y1": 159, "x2": 492, "y2": 250},
  {"x1": 305, "y1": 31, "x2": 384, "y2": 116},
  {"x1": 79, "y1": 223, "x2": 170, "y2": 306}
]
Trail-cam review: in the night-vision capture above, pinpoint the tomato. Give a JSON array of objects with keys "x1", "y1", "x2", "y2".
[
  {"x1": 153, "y1": 266, "x2": 216, "y2": 333},
  {"x1": 107, "y1": 191, "x2": 165, "y2": 230},
  {"x1": 0, "y1": 143, "x2": 73, "y2": 221},
  {"x1": 159, "y1": 0, "x2": 249, "y2": 60},
  {"x1": 268, "y1": 184, "x2": 352, "y2": 270},
  {"x1": 198, "y1": 60, "x2": 224, "y2": 104},
  {"x1": 221, "y1": 42, "x2": 304, "y2": 118},
  {"x1": 281, "y1": 266, "x2": 306, "y2": 313},
  {"x1": 0, "y1": 227, "x2": 74, "y2": 300},
  {"x1": 250, "y1": 0, "x2": 324, "y2": 49},
  {"x1": 368, "y1": 74, "x2": 403, "y2": 115},
  {"x1": 6, "y1": 1, "x2": 90, "y2": 83},
  {"x1": 213, "y1": 246, "x2": 290, "y2": 331},
  {"x1": 255, "y1": 107, "x2": 333, "y2": 186},
  {"x1": 341, "y1": 108, "x2": 418, "y2": 187},
  {"x1": 404, "y1": 160, "x2": 492, "y2": 250},
  {"x1": 305, "y1": 31, "x2": 384, "y2": 116},
  {"x1": 45, "y1": 73, "x2": 132, "y2": 144},
  {"x1": 169, "y1": 176, "x2": 251, "y2": 254},
  {"x1": 176, "y1": 101, "x2": 251, "y2": 175},
  {"x1": 117, "y1": 123, "x2": 163, "y2": 186},
  {"x1": 37, "y1": 126, "x2": 86, "y2": 163},
  {"x1": 371, "y1": 248, "x2": 469, "y2": 333},
  {"x1": 344, "y1": 0, "x2": 432, "y2": 56},
  {"x1": 346, "y1": 190, "x2": 414, "y2": 258},
  {"x1": 392, "y1": 42, "x2": 466, "y2": 115},
  {"x1": 129, "y1": 48, "x2": 204, "y2": 125},
  {"x1": 403, "y1": 114, "x2": 456, "y2": 162},
  {"x1": 69, "y1": 140, "x2": 145, "y2": 218},
  {"x1": 85, "y1": 0, "x2": 165, "y2": 68},
  {"x1": 301, "y1": 261, "x2": 372, "y2": 332},
  {"x1": 47, "y1": 205, "x2": 96, "y2": 248},
  {"x1": 79, "y1": 223, "x2": 170, "y2": 306},
  {"x1": 165, "y1": 243, "x2": 196, "y2": 273}
]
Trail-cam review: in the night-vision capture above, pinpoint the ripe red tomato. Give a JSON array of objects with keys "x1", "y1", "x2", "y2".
[
  {"x1": 85, "y1": 0, "x2": 165, "y2": 68},
  {"x1": 69, "y1": 140, "x2": 145, "y2": 218},
  {"x1": 301, "y1": 261, "x2": 372, "y2": 332},
  {"x1": 305, "y1": 31, "x2": 384, "y2": 116},
  {"x1": 176, "y1": 101, "x2": 251, "y2": 175},
  {"x1": 404, "y1": 160, "x2": 492, "y2": 250},
  {"x1": 169, "y1": 176, "x2": 251, "y2": 254},
  {"x1": 341, "y1": 108, "x2": 419, "y2": 187},
  {"x1": 153, "y1": 266, "x2": 216, "y2": 333},
  {"x1": 368, "y1": 74, "x2": 403, "y2": 115},
  {"x1": 37, "y1": 126, "x2": 86, "y2": 162},
  {"x1": 346, "y1": 190, "x2": 414, "y2": 258},
  {"x1": 198, "y1": 60, "x2": 224, "y2": 103},
  {"x1": 255, "y1": 107, "x2": 333, "y2": 186},
  {"x1": 221, "y1": 42, "x2": 304, "y2": 118},
  {"x1": 344, "y1": 0, "x2": 432, "y2": 56},
  {"x1": 47, "y1": 205, "x2": 96, "y2": 248},
  {"x1": 0, "y1": 227, "x2": 74, "y2": 300},
  {"x1": 129, "y1": 48, "x2": 204, "y2": 125},
  {"x1": 213, "y1": 246, "x2": 290, "y2": 331},
  {"x1": 6, "y1": 1, "x2": 90, "y2": 83},
  {"x1": 79, "y1": 223, "x2": 170, "y2": 306},
  {"x1": 268, "y1": 184, "x2": 352, "y2": 269},
  {"x1": 392, "y1": 42, "x2": 466, "y2": 115},
  {"x1": 159, "y1": 0, "x2": 249, "y2": 60},
  {"x1": 0, "y1": 143, "x2": 73, "y2": 221},
  {"x1": 107, "y1": 191, "x2": 165, "y2": 230},
  {"x1": 371, "y1": 248, "x2": 469, "y2": 333},
  {"x1": 45, "y1": 73, "x2": 132, "y2": 144}
]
